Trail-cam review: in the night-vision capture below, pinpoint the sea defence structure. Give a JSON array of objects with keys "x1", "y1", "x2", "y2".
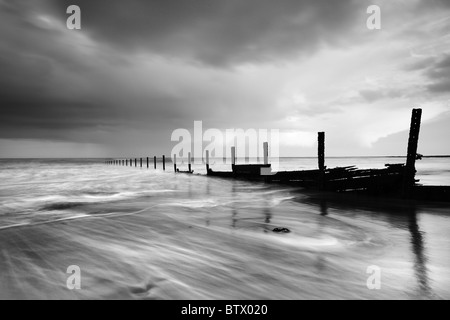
[{"x1": 105, "y1": 109, "x2": 449, "y2": 202}]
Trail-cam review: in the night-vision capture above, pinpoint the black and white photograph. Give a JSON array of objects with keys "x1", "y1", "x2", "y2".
[{"x1": 0, "y1": 0, "x2": 449, "y2": 303}]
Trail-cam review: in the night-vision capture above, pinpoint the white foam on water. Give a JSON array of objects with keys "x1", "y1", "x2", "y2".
[{"x1": 269, "y1": 234, "x2": 341, "y2": 249}]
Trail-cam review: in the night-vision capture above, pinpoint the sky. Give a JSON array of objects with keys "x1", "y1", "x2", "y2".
[{"x1": 0, "y1": 0, "x2": 449, "y2": 158}]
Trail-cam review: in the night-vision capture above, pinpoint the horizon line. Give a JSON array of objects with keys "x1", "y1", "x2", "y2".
[{"x1": 1, "y1": 155, "x2": 450, "y2": 160}]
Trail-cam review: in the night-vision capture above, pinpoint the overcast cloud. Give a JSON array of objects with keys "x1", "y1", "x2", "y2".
[{"x1": 0, "y1": 0, "x2": 449, "y2": 157}]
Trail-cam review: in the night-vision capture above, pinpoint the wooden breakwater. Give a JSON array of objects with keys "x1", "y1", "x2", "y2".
[
  {"x1": 105, "y1": 108, "x2": 450, "y2": 202},
  {"x1": 205, "y1": 108, "x2": 449, "y2": 202},
  {"x1": 105, "y1": 155, "x2": 166, "y2": 170}
]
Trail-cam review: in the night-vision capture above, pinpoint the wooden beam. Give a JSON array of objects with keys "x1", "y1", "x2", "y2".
[
  {"x1": 188, "y1": 152, "x2": 192, "y2": 172},
  {"x1": 173, "y1": 154, "x2": 177, "y2": 172},
  {"x1": 263, "y1": 142, "x2": 269, "y2": 165},
  {"x1": 318, "y1": 132, "x2": 325, "y2": 171},
  {"x1": 403, "y1": 108, "x2": 422, "y2": 196}
]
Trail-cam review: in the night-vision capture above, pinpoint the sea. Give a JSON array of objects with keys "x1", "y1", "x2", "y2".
[{"x1": 0, "y1": 157, "x2": 449, "y2": 299}]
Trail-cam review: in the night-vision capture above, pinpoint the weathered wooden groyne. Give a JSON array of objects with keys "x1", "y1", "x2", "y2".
[
  {"x1": 106, "y1": 155, "x2": 166, "y2": 170},
  {"x1": 204, "y1": 108, "x2": 449, "y2": 202},
  {"x1": 105, "y1": 108, "x2": 449, "y2": 202}
]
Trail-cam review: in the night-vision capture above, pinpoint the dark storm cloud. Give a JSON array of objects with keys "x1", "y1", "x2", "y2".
[
  {"x1": 401, "y1": 54, "x2": 450, "y2": 94},
  {"x1": 0, "y1": 0, "x2": 370, "y2": 142},
  {"x1": 425, "y1": 54, "x2": 450, "y2": 93},
  {"x1": 407, "y1": 54, "x2": 450, "y2": 94},
  {"x1": 403, "y1": 57, "x2": 436, "y2": 71},
  {"x1": 47, "y1": 0, "x2": 367, "y2": 67},
  {"x1": 0, "y1": 0, "x2": 188, "y2": 141},
  {"x1": 427, "y1": 81, "x2": 450, "y2": 93},
  {"x1": 1, "y1": 0, "x2": 450, "y2": 156}
]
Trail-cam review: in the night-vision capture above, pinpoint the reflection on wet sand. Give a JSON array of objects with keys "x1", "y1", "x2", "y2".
[
  {"x1": 300, "y1": 191, "x2": 438, "y2": 298},
  {"x1": 408, "y1": 208, "x2": 431, "y2": 297},
  {"x1": 263, "y1": 207, "x2": 272, "y2": 233}
]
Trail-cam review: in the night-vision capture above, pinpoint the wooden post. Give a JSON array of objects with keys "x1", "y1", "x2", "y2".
[
  {"x1": 135, "y1": 158, "x2": 137, "y2": 167},
  {"x1": 173, "y1": 154, "x2": 177, "y2": 172},
  {"x1": 263, "y1": 142, "x2": 269, "y2": 165},
  {"x1": 206, "y1": 150, "x2": 210, "y2": 172},
  {"x1": 318, "y1": 132, "x2": 325, "y2": 171},
  {"x1": 403, "y1": 108, "x2": 422, "y2": 196},
  {"x1": 318, "y1": 132, "x2": 325, "y2": 190},
  {"x1": 154, "y1": 156, "x2": 156, "y2": 169},
  {"x1": 188, "y1": 152, "x2": 192, "y2": 172},
  {"x1": 130, "y1": 159, "x2": 132, "y2": 167},
  {"x1": 140, "y1": 158, "x2": 142, "y2": 167},
  {"x1": 231, "y1": 146, "x2": 236, "y2": 171},
  {"x1": 147, "y1": 157, "x2": 149, "y2": 168},
  {"x1": 126, "y1": 159, "x2": 128, "y2": 166},
  {"x1": 163, "y1": 155, "x2": 166, "y2": 170}
]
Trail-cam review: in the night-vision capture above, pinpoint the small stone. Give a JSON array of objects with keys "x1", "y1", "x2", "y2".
[{"x1": 273, "y1": 227, "x2": 290, "y2": 233}]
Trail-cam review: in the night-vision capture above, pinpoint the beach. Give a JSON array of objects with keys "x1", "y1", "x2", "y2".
[{"x1": 0, "y1": 158, "x2": 449, "y2": 299}]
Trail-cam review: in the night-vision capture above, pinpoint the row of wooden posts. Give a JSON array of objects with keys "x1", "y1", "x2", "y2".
[
  {"x1": 102, "y1": 109, "x2": 441, "y2": 200},
  {"x1": 104, "y1": 136, "x2": 316, "y2": 174},
  {"x1": 105, "y1": 156, "x2": 166, "y2": 170},
  {"x1": 104, "y1": 153, "x2": 194, "y2": 172},
  {"x1": 104, "y1": 108, "x2": 420, "y2": 187}
]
